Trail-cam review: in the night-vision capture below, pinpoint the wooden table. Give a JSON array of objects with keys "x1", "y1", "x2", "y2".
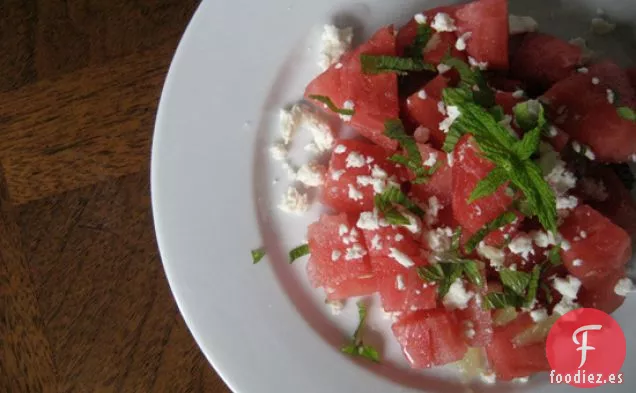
[{"x1": 0, "y1": 1, "x2": 230, "y2": 392}]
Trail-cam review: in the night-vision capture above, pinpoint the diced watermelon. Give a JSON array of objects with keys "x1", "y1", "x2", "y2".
[
  {"x1": 377, "y1": 268, "x2": 437, "y2": 312},
  {"x1": 495, "y1": 90, "x2": 523, "y2": 115},
  {"x1": 545, "y1": 125, "x2": 570, "y2": 153},
  {"x1": 305, "y1": 26, "x2": 400, "y2": 150},
  {"x1": 454, "y1": 0, "x2": 509, "y2": 70},
  {"x1": 410, "y1": 144, "x2": 454, "y2": 226},
  {"x1": 588, "y1": 61, "x2": 636, "y2": 107},
  {"x1": 307, "y1": 213, "x2": 374, "y2": 292},
  {"x1": 362, "y1": 224, "x2": 421, "y2": 260},
  {"x1": 405, "y1": 75, "x2": 450, "y2": 148},
  {"x1": 511, "y1": 33, "x2": 582, "y2": 90},
  {"x1": 577, "y1": 269, "x2": 627, "y2": 314},
  {"x1": 396, "y1": 6, "x2": 461, "y2": 60},
  {"x1": 558, "y1": 205, "x2": 632, "y2": 286},
  {"x1": 326, "y1": 275, "x2": 378, "y2": 301},
  {"x1": 455, "y1": 295, "x2": 493, "y2": 347},
  {"x1": 452, "y1": 136, "x2": 514, "y2": 236},
  {"x1": 392, "y1": 309, "x2": 468, "y2": 368},
  {"x1": 322, "y1": 139, "x2": 402, "y2": 213},
  {"x1": 486, "y1": 314, "x2": 550, "y2": 380}
]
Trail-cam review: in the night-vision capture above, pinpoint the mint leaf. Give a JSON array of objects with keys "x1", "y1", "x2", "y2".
[
  {"x1": 308, "y1": 95, "x2": 355, "y2": 116},
  {"x1": 451, "y1": 228, "x2": 462, "y2": 252},
  {"x1": 524, "y1": 265, "x2": 542, "y2": 307},
  {"x1": 361, "y1": 54, "x2": 435, "y2": 75},
  {"x1": 548, "y1": 245, "x2": 562, "y2": 265},
  {"x1": 469, "y1": 167, "x2": 508, "y2": 203},
  {"x1": 375, "y1": 185, "x2": 425, "y2": 217},
  {"x1": 442, "y1": 56, "x2": 495, "y2": 108},
  {"x1": 464, "y1": 211, "x2": 517, "y2": 254},
  {"x1": 417, "y1": 264, "x2": 445, "y2": 282},
  {"x1": 357, "y1": 346, "x2": 380, "y2": 363},
  {"x1": 499, "y1": 269, "x2": 531, "y2": 296},
  {"x1": 251, "y1": 248, "x2": 266, "y2": 264},
  {"x1": 617, "y1": 106, "x2": 636, "y2": 121},
  {"x1": 513, "y1": 100, "x2": 546, "y2": 133},
  {"x1": 461, "y1": 260, "x2": 484, "y2": 287},
  {"x1": 513, "y1": 126, "x2": 541, "y2": 161},
  {"x1": 288, "y1": 244, "x2": 310, "y2": 263},
  {"x1": 520, "y1": 161, "x2": 558, "y2": 233},
  {"x1": 442, "y1": 127, "x2": 463, "y2": 153},
  {"x1": 541, "y1": 282, "x2": 553, "y2": 304},
  {"x1": 418, "y1": 260, "x2": 483, "y2": 298},
  {"x1": 484, "y1": 291, "x2": 523, "y2": 309},
  {"x1": 438, "y1": 264, "x2": 464, "y2": 297},
  {"x1": 384, "y1": 120, "x2": 430, "y2": 182},
  {"x1": 383, "y1": 209, "x2": 410, "y2": 225},
  {"x1": 341, "y1": 301, "x2": 380, "y2": 363},
  {"x1": 489, "y1": 105, "x2": 506, "y2": 122},
  {"x1": 405, "y1": 24, "x2": 434, "y2": 59}
]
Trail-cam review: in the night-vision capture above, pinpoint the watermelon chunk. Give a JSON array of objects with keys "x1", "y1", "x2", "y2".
[
  {"x1": 454, "y1": 0, "x2": 509, "y2": 70},
  {"x1": 558, "y1": 205, "x2": 632, "y2": 286},
  {"x1": 410, "y1": 144, "x2": 454, "y2": 225},
  {"x1": 307, "y1": 213, "x2": 375, "y2": 295},
  {"x1": 322, "y1": 139, "x2": 402, "y2": 213},
  {"x1": 377, "y1": 267, "x2": 437, "y2": 312},
  {"x1": 452, "y1": 136, "x2": 514, "y2": 237},
  {"x1": 396, "y1": 6, "x2": 462, "y2": 61},
  {"x1": 577, "y1": 269, "x2": 627, "y2": 314},
  {"x1": 455, "y1": 295, "x2": 493, "y2": 347},
  {"x1": 361, "y1": 222, "x2": 421, "y2": 260},
  {"x1": 305, "y1": 26, "x2": 400, "y2": 150},
  {"x1": 392, "y1": 309, "x2": 468, "y2": 368},
  {"x1": 486, "y1": 314, "x2": 550, "y2": 380},
  {"x1": 588, "y1": 61, "x2": 636, "y2": 107},
  {"x1": 405, "y1": 75, "x2": 450, "y2": 148},
  {"x1": 511, "y1": 33, "x2": 582, "y2": 90}
]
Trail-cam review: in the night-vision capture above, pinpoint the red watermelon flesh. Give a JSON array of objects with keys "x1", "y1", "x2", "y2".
[
  {"x1": 558, "y1": 205, "x2": 632, "y2": 286},
  {"x1": 455, "y1": 0, "x2": 509, "y2": 70},
  {"x1": 392, "y1": 309, "x2": 468, "y2": 368},
  {"x1": 495, "y1": 90, "x2": 524, "y2": 115},
  {"x1": 456, "y1": 295, "x2": 494, "y2": 347},
  {"x1": 305, "y1": 26, "x2": 400, "y2": 150},
  {"x1": 452, "y1": 136, "x2": 514, "y2": 236},
  {"x1": 577, "y1": 269, "x2": 627, "y2": 314},
  {"x1": 378, "y1": 268, "x2": 437, "y2": 312},
  {"x1": 588, "y1": 61, "x2": 636, "y2": 107},
  {"x1": 396, "y1": 6, "x2": 461, "y2": 58},
  {"x1": 307, "y1": 213, "x2": 373, "y2": 289},
  {"x1": 405, "y1": 75, "x2": 451, "y2": 148},
  {"x1": 410, "y1": 145, "x2": 454, "y2": 227},
  {"x1": 326, "y1": 275, "x2": 378, "y2": 301},
  {"x1": 362, "y1": 225, "x2": 422, "y2": 260},
  {"x1": 322, "y1": 139, "x2": 402, "y2": 213},
  {"x1": 486, "y1": 314, "x2": 550, "y2": 380},
  {"x1": 511, "y1": 33, "x2": 582, "y2": 90},
  {"x1": 545, "y1": 125, "x2": 570, "y2": 153}
]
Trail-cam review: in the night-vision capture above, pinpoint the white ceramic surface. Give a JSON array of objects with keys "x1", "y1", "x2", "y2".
[{"x1": 151, "y1": 0, "x2": 636, "y2": 392}]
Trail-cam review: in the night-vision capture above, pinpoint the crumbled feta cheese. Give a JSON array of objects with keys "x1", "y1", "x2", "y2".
[
  {"x1": 423, "y1": 152, "x2": 438, "y2": 167},
  {"x1": 431, "y1": 12, "x2": 457, "y2": 32},
  {"x1": 371, "y1": 234, "x2": 382, "y2": 250},
  {"x1": 319, "y1": 25, "x2": 353, "y2": 70},
  {"x1": 437, "y1": 101, "x2": 446, "y2": 115},
  {"x1": 592, "y1": 77, "x2": 600, "y2": 85},
  {"x1": 556, "y1": 195, "x2": 579, "y2": 210},
  {"x1": 346, "y1": 152, "x2": 366, "y2": 168},
  {"x1": 417, "y1": 89, "x2": 428, "y2": 99},
  {"x1": 572, "y1": 259, "x2": 583, "y2": 267},
  {"x1": 389, "y1": 248, "x2": 416, "y2": 268},
  {"x1": 335, "y1": 62, "x2": 343, "y2": 69},
  {"x1": 509, "y1": 15, "x2": 539, "y2": 34},
  {"x1": 339, "y1": 224, "x2": 349, "y2": 236},
  {"x1": 530, "y1": 308, "x2": 549, "y2": 322},
  {"x1": 356, "y1": 210, "x2": 387, "y2": 230},
  {"x1": 553, "y1": 297, "x2": 580, "y2": 315},
  {"x1": 584, "y1": 147, "x2": 596, "y2": 161},
  {"x1": 414, "y1": 13, "x2": 427, "y2": 24},
  {"x1": 334, "y1": 144, "x2": 347, "y2": 154},
  {"x1": 508, "y1": 235, "x2": 534, "y2": 260},
  {"x1": 560, "y1": 239, "x2": 571, "y2": 251},
  {"x1": 591, "y1": 17, "x2": 616, "y2": 35},
  {"x1": 425, "y1": 227, "x2": 454, "y2": 253},
  {"x1": 297, "y1": 162, "x2": 326, "y2": 187},
  {"x1": 512, "y1": 377, "x2": 530, "y2": 384},
  {"x1": 531, "y1": 231, "x2": 556, "y2": 248},
  {"x1": 439, "y1": 105, "x2": 461, "y2": 134},
  {"x1": 347, "y1": 184, "x2": 363, "y2": 201},
  {"x1": 339, "y1": 100, "x2": 355, "y2": 121},
  {"x1": 464, "y1": 327, "x2": 476, "y2": 339},
  {"x1": 304, "y1": 111, "x2": 336, "y2": 151},
  {"x1": 544, "y1": 159, "x2": 577, "y2": 195},
  {"x1": 278, "y1": 187, "x2": 309, "y2": 214},
  {"x1": 327, "y1": 299, "x2": 345, "y2": 315},
  {"x1": 425, "y1": 196, "x2": 442, "y2": 226},
  {"x1": 396, "y1": 274, "x2": 406, "y2": 291},
  {"x1": 371, "y1": 165, "x2": 387, "y2": 179},
  {"x1": 468, "y1": 56, "x2": 488, "y2": 70},
  {"x1": 443, "y1": 279, "x2": 474, "y2": 310},
  {"x1": 455, "y1": 32, "x2": 472, "y2": 51},
  {"x1": 270, "y1": 143, "x2": 288, "y2": 161},
  {"x1": 401, "y1": 211, "x2": 423, "y2": 234},
  {"x1": 578, "y1": 67, "x2": 589, "y2": 74},
  {"x1": 447, "y1": 152, "x2": 454, "y2": 167},
  {"x1": 477, "y1": 242, "x2": 506, "y2": 270},
  {"x1": 607, "y1": 89, "x2": 615, "y2": 104},
  {"x1": 630, "y1": 154, "x2": 636, "y2": 162},
  {"x1": 553, "y1": 275, "x2": 582, "y2": 299},
  {"x1": 547, "y1": 125, "x2": 559, "y2": 138},
  {"x1": 331, "y1": 170, "x2": 345, "y2": 181},
  {"x1": 279, "y1": 106, "x2": 302, "y2": 144},
  {"x1": 480, "y1": 372, "x2": 497, "y2": 385},
  {"x1": 579, "y1": 231, "x2": 587, "y2": 239},
  {"x1": 395, "y1": 234, "x2": 404, "y2": 242},
  {"x1": 331, "y1": 250, "x2": 342, "y2": 262},
  {"x1": 614, "y1": 278, "x2": 635, "y2": 296},
  {"x1": 512, "y1": 89, "x2": 525, "y2": 99},
  {"x1": 437, "y1": 63, "x2": 452, "y2": 74},
  {"x1": 304, "y1": 143, "x2": 320, "y2": 153},
  {"x1": 345, "y1": 243, "x2": 367, "y2": 260}
]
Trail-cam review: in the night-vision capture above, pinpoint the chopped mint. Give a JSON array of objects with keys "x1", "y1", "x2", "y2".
[
  {"x1": 404, "y1": 23, "x2": 434, "y2": 59},
  {"x1": 383, "y1": 209, "x2": 411, "y2": 225},
  {"x1": 548, "y1": 245, "x2": 562, "y2": 265},
  {"x1": 489, "y1": 105, "x2": 506, "y2": 122},
  {"x1": 417, "y1": 259, "x2": 483, "y2": 297},
  {"x1": 441, "y1": 55, "x2": 495, "y2": 108},
  {"x1": 541, "y1": 282, "x2": 553, "y2": 304},
  {"x1": 617, "y1": 106, "x2": 636, "y2": 121},
  {"x1": 308, "y1": 95, "x2": 355, "y2": 116},
  {"x1": 484, "y1": 290, "x2": 523, "y2": 309},
  {"x1": 361, "y1": 54, "x2": 435, "y2": 75},
  {"x1": 341, "y1": 301, "x2": 380, "y2": 363},
  {"x1": 513, "y1": 100, "x2": 547, "y2": 133},
  {"x1": 468, "y1": 167, "x2": 508, "y2": 203},
  {"x1": 524, "y1": 265, "x2": 542, "y2": 307},
  {"x1": 464, "y1": 211, "x2": 517, "y2": 254},
  {"x1": 375, "y1": 186, "x2": 424, "y2": 217},
  {"x1": 288, "y1": 244, "x2": 310, "y2": 263},
  {"x1": 499, "y1": 269, "x2": 532, "y2": 297},
  {"x1": 251, "y1": 248, "x2": 266, "y2": 264},
  {"x1": 384, "y1": 119, "x2": 434, "y2": 183},
  {"x1": 450, "y1": 227, "x2": 463, "y2": 252}
]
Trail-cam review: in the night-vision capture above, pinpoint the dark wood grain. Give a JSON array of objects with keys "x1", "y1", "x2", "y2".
[{"x1": 0, "y1": 1, "x2": 231, "y2": 392}]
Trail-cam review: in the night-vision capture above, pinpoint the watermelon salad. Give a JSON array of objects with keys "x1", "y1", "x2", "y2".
[{"x1": 255, "y1": 0, "x2": 636, "y2": 384}]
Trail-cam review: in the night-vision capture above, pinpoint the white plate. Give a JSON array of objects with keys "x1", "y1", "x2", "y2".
[{"x1": 151, "y1": 0, "x2": 636, "y2": 392}]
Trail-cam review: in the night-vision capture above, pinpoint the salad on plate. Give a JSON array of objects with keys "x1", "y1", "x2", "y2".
[{"x1": 256, "y1": 0, "x2": 636, "y2": 384}]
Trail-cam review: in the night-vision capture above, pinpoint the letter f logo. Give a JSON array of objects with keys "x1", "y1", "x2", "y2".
[{"x1": 572, "y1": 324, "x2": 602, "y2": 368}]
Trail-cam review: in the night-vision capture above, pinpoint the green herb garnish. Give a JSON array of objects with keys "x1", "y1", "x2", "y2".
[
  {"x1": 441, "y1": 55, "x2": 495, "y2": 108},
  {"x1": 499, "y1": 269, "x2": 532, "y2": 297},
  {"x1": 524, "y1": 265, "x2": 542, "y2": 308},
  {"x1": 308, "y1": 95, "x2": 355, "y2": 116},
  {"x1": 464, "y1": 211, "x2": 517, "y2": 254},
  {"x1": 484, "y1": 290, "x2": 523, "y2": 309},
  {"x1": 341, "y1": 301, "x2": 380, "y2": 363},
  {"x1": 384, "y1": 119, "x2": 436, "y2": 183},
  {"x1": 251, "y1": 248, "x2": 266, "y2": 264},
  {"x1": 404, "y1": 23, "x2": 434, "y2": 59},
  {"x1": 617, "y1": 106, "x2": 636, "y2": 121},
  {"x1": 361, "y1": 54, "x2": 435, "y2": 75},
  {"x1": 417, "y1": 259, "x2": 483, "y2": 297},
  {"x1": 548, "y1": 245, "x2": 562, "y2": 266},
  {"x1": 513, "y1": 99, "x2": 547, "y2": 133},
  {"x1": 375, "y1": 185, "x2": 424, "y2": 216},
  {"x1": 288, "y1": 244, "x2": 310, "y2": 263}
]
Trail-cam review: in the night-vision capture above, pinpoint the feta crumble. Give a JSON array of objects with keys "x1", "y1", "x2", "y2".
[
  {"x1": 439, "y1": 105, "x2": 461, "y2": 134},
  {"x1": 346, "y1": 152, "x2": 366, "y2": 168},
  {"x1": 437, "y1": 101, "x2": 447, "y2": 115},
  {"x1": 347, "y1": 184, "x2": 363, "y2": 201},
  {"x1": 468, "y1": 56, "x2": 488, "y2": 70},
  {"x1": 423, "y1": 152, "x2": 438, "y2": 167},
  {"x1": 345, "y1": 243, "x2": 367, "y2": 260},
  {"x1": 572, "y1": 259, "x2": 583, "y2": 267},
  {"x1": 401, "y1": 211, "x2": 423, "y2": 235},
  {"x1": 443, "y1": 279, "x2": 474, "y2": 310},
  {"x1": 389, "y1": 248, "x2": 416, "y2": 268},
  {"x1": 530, "y1": 308, "x2": 549, "y2": 322},
  {"x1": 578, "y1": 67, "x2": 589, "y2": 74},
  {"x1": 334, "y1": 144, "x2": 347, "y2": 154},
  {"x1": 279, "y1": 106, "x2": 302, "y2": 144},
  {"x1": 414, "y1": 13, "x2": 427, "y2": 24},
  {"x1": 437, "y1": 63, "x2": 452, "y2": 74},
  {"x1": 552, "y1": 275, "x2": 582, "y2": 300},
  {"x1": 509, "y1": 15, "x2": 539, "y2": 34},
  {"x1": 544, "y1": 158, "x2": 577, "y2": 195},
  {"x1": 395, "y1": 234, "x2": 404, "y2": 241},
  {"x1": 330, "y1": 169, "x2": 345, "y2": 181},
  {"x1": 304, "y1": 111, "x2": 336, "y2": 152},
  {"x1": 371, "y1": 234, "x2": 382, "y2": 250},
  {"x1": 339, "y1": 100, "x2": 355, "y2": 121},
  {"x1": 331, "y1": 250, "x2": 342, "y2": 262},
  {"x1": 319, "y1": 25, "x2": 353, "y2": 70},
  {"x1": 512, "y1": 89, "x2": 525, "y2": 99},
  {"x1": 592, "y1": 77, "x2": 600, "y2": 85},
  {"x1": 270, "y1": 143, "x2": 288, "y2": 161},
  {"x1": 396, "y1": 274, "x2": 406, "y2": 291},
  {"x1": 425, "y1": 196, "x2": 442, "y2": 226},
  {"x1": 297, "y1": 162, "x2": 326, "y2": 187},
  {"x1": 531, "y1": 230, "x2": 556, "y2": 248},
  {"x1": 477, "y1": 242, "x2": 506, "y2": 270},
  {"x1": 480, "y1": 372, "x2": 497, "y2": 385},
  {"x1": 431, "y1": 12, "x2": 457, "y2": 32},
  {"x1": 455, "y1": 32, "x2": 472, "y2": 51},
  {"x1": 512, "y1": 377, "x2": 530, "y2": 384},
  {"x1": 614, "y1": 278, "x2": 635, "y2": 296},
  {"x1": 554, "y1": 297, "x2": 580, "y2": 316},
  {"x1": 356, "y1": 209, "x2": 386, "y2": 230},
  {"x1": 556, "y1": 195, "x2": 579, "y2": 210},
  {"x1": 508, "y1": 235, "x2": 534, "y2": 260},
  {"x1": 278, "y1": 187, "x2": 309, "y2": 214},
  {"x1": 425, "y1": 227, "x2": 454, "y2": 253},
  {"x1": 338, "y1": 224, "x2": 349, "y2": 236},
  {"x1": 591, "y1": 17, "x2": 616, "y2": 35},
  {"x1": 607, "y1": 89, "x2": 616, "y2": 104},
  {"x1": 327, "y1": 299, "x2": 345, "y2": 315},
  {"x1": 417, "y1": 89, "x2": 428, "y2": 99}
]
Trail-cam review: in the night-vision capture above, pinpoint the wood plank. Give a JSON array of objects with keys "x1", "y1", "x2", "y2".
[{"x1": 0, "y1": 0, "x2": 37, "y2": 92}]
